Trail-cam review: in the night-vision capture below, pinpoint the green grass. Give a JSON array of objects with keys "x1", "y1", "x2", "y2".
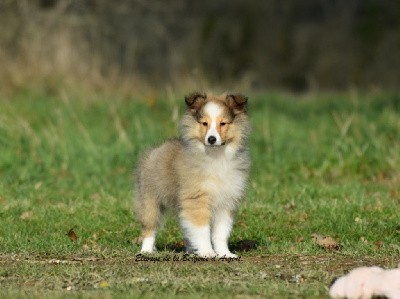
[{"x1": 0, "y1": 90, "x2": 399, "y2": 297}]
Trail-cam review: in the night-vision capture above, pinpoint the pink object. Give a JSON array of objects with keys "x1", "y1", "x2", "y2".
[{"x1": 330, "y1": 266, "x2": 400, "y2": 299}]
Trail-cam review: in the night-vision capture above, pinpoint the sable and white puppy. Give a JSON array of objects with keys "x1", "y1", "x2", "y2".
[{"x1": 134, "y1": 92, "x2": 250, "y2": 257}]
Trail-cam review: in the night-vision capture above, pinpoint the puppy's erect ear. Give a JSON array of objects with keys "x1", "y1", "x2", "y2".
[
  {"x1": 226, "y1": 94, "x2": 248, "y2": 115},
  {"x1": 185, "y1": 92, "x2": 206, "y2": 112}
]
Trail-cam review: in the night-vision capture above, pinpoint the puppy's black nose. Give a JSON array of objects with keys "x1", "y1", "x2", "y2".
[{"x1": 207, "y1": 136, "x2": 217, "y2": 145}]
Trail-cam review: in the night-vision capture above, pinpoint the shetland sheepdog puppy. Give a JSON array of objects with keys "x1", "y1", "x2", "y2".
[{"x1": 134, "y1": 92, "x2": 250, "y2": 257}]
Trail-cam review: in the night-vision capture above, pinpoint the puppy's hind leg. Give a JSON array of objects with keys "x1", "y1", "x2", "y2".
[{"x1": 135, "y1": 193, "x2": 161, "y2": 253}]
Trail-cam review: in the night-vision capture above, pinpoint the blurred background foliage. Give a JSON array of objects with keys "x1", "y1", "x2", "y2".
[{"x1": 0, "y1": 0, "x2": 399, "y2": 94}]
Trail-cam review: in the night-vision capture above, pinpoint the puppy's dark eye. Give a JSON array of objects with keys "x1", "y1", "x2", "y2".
[
  {"x1": 220, "y1": 122, "x2": 226, "y2": 126},
  {"x1": 202, "y1": 122, "x2": 208, "y2": 126}
]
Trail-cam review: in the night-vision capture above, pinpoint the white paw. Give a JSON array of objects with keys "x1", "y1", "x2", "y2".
[
  {"x1": 196, "y1": 250, "x2": 217, "y2": 258},
  {"x1": 140, "y1": 247, "x2": 156, "y2": 253},
  {"x1": 216, "y1": 251, "x2": 238, "y2": 258},
  {"x1": 141, "y1": 235, "x2": 156, "y2": 253}
]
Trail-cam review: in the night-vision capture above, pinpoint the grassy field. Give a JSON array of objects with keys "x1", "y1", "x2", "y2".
[{"x1": 0, "y1": 90, "x2": 399, "y2": 298}]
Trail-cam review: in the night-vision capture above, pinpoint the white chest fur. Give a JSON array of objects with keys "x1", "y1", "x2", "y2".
[{"x1": 200, "y1": 146, "x2": 248, "y2": 209}]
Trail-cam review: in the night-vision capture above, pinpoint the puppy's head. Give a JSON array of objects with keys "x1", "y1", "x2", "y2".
[{"x1": 182, "y1": 92, "x2": 249, "y2": 148}]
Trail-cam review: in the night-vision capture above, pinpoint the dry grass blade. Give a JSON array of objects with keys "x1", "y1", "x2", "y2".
[
  {"x1": 332, "y1": 112, "x2": 354, "y2": 137},
  {"x1": 19, "y1": 211, "x2": 33, "y2": 220}
]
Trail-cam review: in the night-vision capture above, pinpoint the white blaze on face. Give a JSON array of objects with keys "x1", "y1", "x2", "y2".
[{"x1": 204, "y1": 102, "x2": 222, "y2": 146}]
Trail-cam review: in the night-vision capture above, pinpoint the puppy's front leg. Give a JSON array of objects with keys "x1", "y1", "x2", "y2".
[
  {"x1": 179, "y1": 193, "x2": 215, "y2": 257},
  {"x1": 212, "y1": 209, "x2": 237, "y2": 258}
]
